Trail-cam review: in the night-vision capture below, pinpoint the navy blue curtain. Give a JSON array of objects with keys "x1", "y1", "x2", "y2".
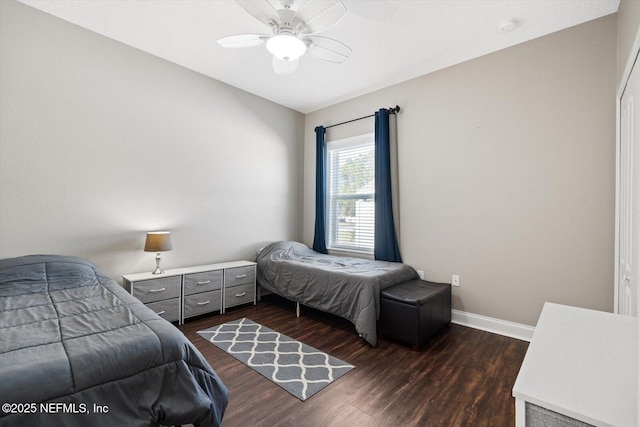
[
  {"x1": 312, "y1": 126, "x2": 328, "y2": 253},
  {"x1": 374, "y1": 109, "x2": 402, "y2": 262}
]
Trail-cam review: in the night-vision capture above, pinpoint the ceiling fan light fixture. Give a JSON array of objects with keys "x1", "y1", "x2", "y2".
[
  {"x1": 273, "y1": 56, "x2": 299, "y2": 75},
  {"x1": 266, "y1": 33, "x2": 307, "y2": 61}
]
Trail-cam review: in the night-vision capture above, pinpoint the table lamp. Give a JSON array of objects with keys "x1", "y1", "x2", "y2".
[{"x1": 144, "y1": 231, "x2": 173, "y2": 274}]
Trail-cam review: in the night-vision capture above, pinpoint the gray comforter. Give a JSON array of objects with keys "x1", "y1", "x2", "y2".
[
  {"x1": 256, "y1": 241, "x2": 417, "y2": 346},
  {"x1": 0, "y1": 255, "x2": 228, "y2": 427}
]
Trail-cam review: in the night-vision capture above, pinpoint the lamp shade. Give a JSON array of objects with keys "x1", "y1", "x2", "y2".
[{"x1": 144, "y1": 231, "x2": 173, "y2": 253}]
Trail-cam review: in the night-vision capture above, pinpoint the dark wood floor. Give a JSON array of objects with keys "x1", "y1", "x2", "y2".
[{"x1": 178, "y1": 295, "x2": 528, "y2": 427}]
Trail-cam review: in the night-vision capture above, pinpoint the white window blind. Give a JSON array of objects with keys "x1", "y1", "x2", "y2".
[{"x1": 327, "y1": 133, "x2": 375, "y2": 253}]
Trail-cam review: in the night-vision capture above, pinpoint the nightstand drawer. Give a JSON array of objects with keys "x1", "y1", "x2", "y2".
[
  {"x1": 146, "y1": 298, "x2": 180, "y2": 323},
  {"x1": 184, "y1": 270, "x2": 223, "y2": 296},
  {"x1": 132, "y1": 276, "x2": 181, "y2": 303},
  {"x1": 224, "y1": 283, "x2": 255, "y2": 308},
  {"x1": 184, "y1": 290, "x2": 221, "y2": 319},
  {"x1": 224, "y1": 265, "x2": 255, "y2": 288}
]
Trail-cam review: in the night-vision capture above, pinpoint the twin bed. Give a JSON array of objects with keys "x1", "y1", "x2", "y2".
[
  {"x1": 256, "y1": 241, "x2": 418, "y2": 346},
  {"x1": 0, "y1": 255, "x2": 228, "y2": 427}
]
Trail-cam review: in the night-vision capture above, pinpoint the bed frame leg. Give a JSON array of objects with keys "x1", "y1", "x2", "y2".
[{"x1": 296, "y1": 302, "x2": 300, "y2": 317}]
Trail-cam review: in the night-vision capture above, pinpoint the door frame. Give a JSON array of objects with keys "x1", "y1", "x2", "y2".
[{"x1": 615, "y1": 27, "x2": 640, "y2": 314}]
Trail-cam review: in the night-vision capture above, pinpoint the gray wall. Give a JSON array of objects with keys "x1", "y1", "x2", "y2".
[
  {"x1": 303, "y1": 15, "x2": 617, "y2": 326},
  {"x1": 0, "y1": 0, "x2": 304, "y2": 281},
  {"x1": 0, "y1": 0, "x2": 622, "y2": 328}
]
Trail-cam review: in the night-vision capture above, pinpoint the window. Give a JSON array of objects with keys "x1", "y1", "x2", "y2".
[{"x1": 327, "y1": 133, "x2": 375, "y2": 253}]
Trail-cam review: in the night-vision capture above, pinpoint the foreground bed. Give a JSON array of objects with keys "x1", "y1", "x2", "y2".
[
  {"x1": 256, "y1": 241, "x2": 417, "y2": 346},
  {"x1": 0, "y1": 255, "x2": 228, "y2": 427}
]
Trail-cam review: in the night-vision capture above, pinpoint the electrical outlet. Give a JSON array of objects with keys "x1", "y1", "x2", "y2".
[
  {"x1": 452, "y1": 275, "x2": 460, "y2": 287},
  {"x1": 417, "y1": 270, "x2": 425, "y2": 280}
]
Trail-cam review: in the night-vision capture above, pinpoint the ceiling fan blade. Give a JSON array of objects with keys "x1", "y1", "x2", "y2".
[
  {"x1": 217, "y1": 34, "x2": 270, "y2": 48},
  {"x1": 305, "y1": 35, "x2": 351, "y2": 63},
  {"x1": 235, "y1": 0, "x2": 281, "y2": 27},
  {"x1": 272, "y1": 56, "x2": 299, "y2": 75},
  {"x1": 294, "y1": 0, "x2": 346, "y2": 34}
]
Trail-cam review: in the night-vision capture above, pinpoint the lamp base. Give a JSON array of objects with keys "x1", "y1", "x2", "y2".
[{"x1": 151, "y1": 252, "x2": 164, "y2": 275}]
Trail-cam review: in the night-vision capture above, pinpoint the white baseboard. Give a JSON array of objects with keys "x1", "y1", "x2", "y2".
[{"x1": 451, "y1": 309, "x2": 535, "y2": 342}]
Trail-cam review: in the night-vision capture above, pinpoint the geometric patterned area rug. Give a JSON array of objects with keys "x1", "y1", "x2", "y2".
[{"x1": 198, "y1": 318, "x2": 354, "y2": 401}]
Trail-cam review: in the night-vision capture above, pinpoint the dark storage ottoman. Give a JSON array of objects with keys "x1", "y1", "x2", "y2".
[{"x1": 379, "y1": 278, "x2": 451, "y2": 349}]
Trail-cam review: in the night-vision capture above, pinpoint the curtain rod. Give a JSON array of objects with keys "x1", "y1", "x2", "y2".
[{"x1": 324, "y1": 105, "x2": 401, "y2": 130}]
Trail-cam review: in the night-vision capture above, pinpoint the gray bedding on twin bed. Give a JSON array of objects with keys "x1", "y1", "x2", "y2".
[
  {"x1": 256, "y1": 241, "x2": 417, "y2": 346},
  {"x1": 0, "y1": 255, "x2": 228, "y2": 427}
]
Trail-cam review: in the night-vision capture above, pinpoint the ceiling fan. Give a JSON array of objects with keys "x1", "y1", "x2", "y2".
[{"x1": 218, "y1": 0, "x2": 352, "y2": 75}]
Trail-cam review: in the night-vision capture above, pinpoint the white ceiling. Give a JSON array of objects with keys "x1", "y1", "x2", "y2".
[{"x1": 18, "y1": 0, "x2": 620, "y2": 114}]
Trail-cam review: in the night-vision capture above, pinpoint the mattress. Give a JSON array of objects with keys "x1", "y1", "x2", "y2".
[{"x1": 0, "y1": 255, "x2": 228, "y2": 427}]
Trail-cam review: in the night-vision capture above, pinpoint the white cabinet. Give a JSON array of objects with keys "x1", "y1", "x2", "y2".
[
  {"x1": 512, "y1": 303, "x2": 637, "y2": 426},
  {"x1": 123, "y1": 260, "x2": 256, "y2": 324}
]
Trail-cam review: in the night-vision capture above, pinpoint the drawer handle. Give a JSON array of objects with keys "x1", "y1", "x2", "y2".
[
  {"x1": 235, "y1": 292, "x2": 246, "y2": 297},
  {"x1": 155, "y1": 310, "x2": 166, "y2": 315},
  {"x1": 197, "y1": 280, "x2": 211, "y2": 285},
  {"x1": 148, "y1": 288, "x2": 166, "y2": 293},
  {"x1": 235, "y1": 274, "x2": 247, "y2": 279},
  {"x1": 197, "y1": 300, "x2": 211, "y2": 306}
]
